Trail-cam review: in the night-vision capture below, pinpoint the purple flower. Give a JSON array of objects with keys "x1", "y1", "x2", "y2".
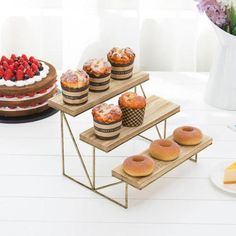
[{"x1": 195, "y1": 0, "x2": 228, "y2": 27}]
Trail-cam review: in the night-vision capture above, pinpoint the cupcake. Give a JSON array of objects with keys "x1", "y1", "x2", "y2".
[
  {"x1": 107, "y1": 47, "x2": 135, "y2": 80},
  {"x1": 83, "y1": 58, "x2": 111, "y2": 92},
  {"x1": 119, "y1": 92, "x2": 146, "y2": 127},
  {"x1": 92, "y1": 103, "x2": 122, "y2": 140},
  {"x1": 60, "y1": 69, "x2": 89, "y2": 105}
]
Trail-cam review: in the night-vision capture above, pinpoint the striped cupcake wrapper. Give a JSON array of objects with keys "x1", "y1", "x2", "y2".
[
  {"x1": 89, "y1": 74, "x2": 110, "y2": 92},
  {"x1": 110, "y1": 61, "x2": 134, "y2": 80},
  {"x1": 120, "y1": 107, "x2": 145, "y2": 127},
  {"x1": 93, "y1": 119, "x2": 122, "y2": 140},
  {"x1": 62, "y1": 85, "x2": 89, "y2": 105}
]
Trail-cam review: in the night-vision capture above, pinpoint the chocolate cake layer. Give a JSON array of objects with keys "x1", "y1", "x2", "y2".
[
  {"x1": 0, "y1": 104, "x2": 50, "y2": 117},
  {"x1": 0, "y1": 87, "x2": 57, "y2": 107}
]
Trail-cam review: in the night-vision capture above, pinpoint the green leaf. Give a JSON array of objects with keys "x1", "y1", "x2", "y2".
[
  {"x1": 232, "y1": 26, "x2": 236, "y2": 35},
  {"x1": 229, "y1": 4, "x2": 236, "y2": 28}
]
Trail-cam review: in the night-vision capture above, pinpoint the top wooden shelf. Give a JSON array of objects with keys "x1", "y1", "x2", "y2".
[
  {"x1": 112, "y1": 134, "x2": 213, "y2": 190},
  {"x1": 48, "y1": 71, "x2": 149, "y2": 117}
]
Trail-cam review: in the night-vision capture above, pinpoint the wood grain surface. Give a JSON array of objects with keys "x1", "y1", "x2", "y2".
[
  {"x1": 80, "y1": 95, "x2": 180, "y2": 152},
  {"x1": 112, "y1": 135, "x2": 213, "y2": 189},
  {"x1": 48, "y1": 71, "x2": 149, "y2": 116}
]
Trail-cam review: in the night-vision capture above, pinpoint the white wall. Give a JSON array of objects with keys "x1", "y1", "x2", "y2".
[{"x1": 0, "y1": 0, "x2": 218, "y2": 72}]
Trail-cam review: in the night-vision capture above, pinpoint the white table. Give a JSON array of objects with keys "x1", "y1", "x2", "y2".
[{"x1": 0, "y1": 72, "x2": 236, "y2": 236}]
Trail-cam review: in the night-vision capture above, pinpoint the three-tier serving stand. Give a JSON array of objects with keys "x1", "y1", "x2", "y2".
[{"x1": 49, "y1": 71, "x2": 212, "y2": 208}]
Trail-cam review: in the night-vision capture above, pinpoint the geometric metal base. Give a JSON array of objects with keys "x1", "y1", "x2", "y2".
[
  {"x1": 60, "y1": 85, "x2": 201, "y2": 208},
  {"x1": 61, "y1": 110, "x2": 200, "y2": 208}
]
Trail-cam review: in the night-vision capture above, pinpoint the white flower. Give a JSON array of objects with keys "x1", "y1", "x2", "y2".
[{"x1": 218, "y1": 0, "x2": 236, "y2": 6}]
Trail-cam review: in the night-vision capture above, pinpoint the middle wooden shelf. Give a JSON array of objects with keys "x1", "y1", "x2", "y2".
[{"x1": 80, "y1": 95, "x2": 180, "y2": 152}]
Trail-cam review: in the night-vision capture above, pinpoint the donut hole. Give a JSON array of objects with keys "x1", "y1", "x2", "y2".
[
  {"x1": 182, "y1": 127, "x2": 194, "y2": 132},
  {"x1": 159, "y1": 140, "x2": 172, "y2": 147},
  {"x1": 133, "y1": 156, "x2": 145, "y2": 162}
]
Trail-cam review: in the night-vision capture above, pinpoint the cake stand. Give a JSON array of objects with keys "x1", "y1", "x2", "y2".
[{"x1": 48, "y1": 71, "x2": 213, "y2": 208}]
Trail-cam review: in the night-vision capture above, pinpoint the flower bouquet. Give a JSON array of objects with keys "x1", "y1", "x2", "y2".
[
  {"x1": 196, "y1": 0, "x2": 236, "y2": 110},
  {"x1": 196, "y1": 0, "x2": 236, "y2": 34}
]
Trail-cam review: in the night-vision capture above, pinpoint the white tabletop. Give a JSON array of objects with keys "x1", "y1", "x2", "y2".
[{"x1": 1, "y1": 72, "x2": 236, "y2": 236}]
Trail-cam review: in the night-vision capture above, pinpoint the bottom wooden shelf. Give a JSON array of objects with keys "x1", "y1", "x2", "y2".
[{"x1": 112, "y1": 134, "x2": 213, "y2": 190}]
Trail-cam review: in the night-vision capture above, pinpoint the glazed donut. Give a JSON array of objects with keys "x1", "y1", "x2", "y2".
[
  {"x1": 149, "y1": 139, "x2": 180, "y2": 161},
  {"x1": 123, "y1": 155, "x2": 155, "y2": 177},
  {"x1": 173, "y1": 126, "x2": 202, "y2": 146}
]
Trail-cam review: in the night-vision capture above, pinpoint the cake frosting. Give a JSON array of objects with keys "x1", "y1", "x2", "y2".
[{"x1": 83, "y1": 58, "x2": 111, "y2": 77}]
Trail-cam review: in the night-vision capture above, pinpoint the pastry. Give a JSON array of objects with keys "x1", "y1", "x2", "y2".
[
  {"x1": 92, "y1": 103, "x2": 122, "y2": 140},
  {"x1": 149, "y1": 139, "x2": 180, "y2": 161},
  {"x1": 83, "y1": 58, "x2": 111, "y2": 92},
  {"x1": 123, "y1": 155, "x2": 154, "y2": 177},
  {"x1": 173, "y1": 126, "x2": 202, "y2": 146},
  {"x1": 61, "y1": 69, "x2": 89, "y2": 105},
  {"x1": 0, "y1": 54, "x2": 57, "y2": 117},
  {"x1": 224, "y1": 162, "x2": 236, "y2": 184},
  {"x1": 107, "y1": 47, "x2": 135, "y2": 80},
  {"x1": 118, "y1": 92, "x2": 146, "y2": 127}
]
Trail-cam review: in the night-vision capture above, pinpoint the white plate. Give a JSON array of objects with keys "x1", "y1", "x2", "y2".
[{"x1": 209, "y1": 161, "x2": 236, "y2": 195}]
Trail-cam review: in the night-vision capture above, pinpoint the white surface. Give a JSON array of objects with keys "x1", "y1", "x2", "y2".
[
  {"x1": 210, "y1": 161, "x2": 236, "y2": 195},
  {"x1": 205, "y1": 22, "x2": 236, "y2": 110},
  {"x1": 1, "y1": 71, "x2": 236, "y2": 235}
]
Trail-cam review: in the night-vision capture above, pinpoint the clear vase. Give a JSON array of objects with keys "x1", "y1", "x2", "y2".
[{"x1": 205, "y1": 21, "x2": 236, "y2": 110}]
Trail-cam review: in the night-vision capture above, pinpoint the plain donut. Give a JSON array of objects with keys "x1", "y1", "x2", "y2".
[
  {"x1": 149, "y1": 139, "x2": 180, "y2": 161},
  {"x1": 173, "y1": 126, "x2": 202, "y2": 146},
  {"x1": 123, "y1": 155, "x2": 154, "y2": 177}
]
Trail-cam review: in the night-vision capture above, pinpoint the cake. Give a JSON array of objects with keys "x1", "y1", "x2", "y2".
[
  {"x1": 83, "y1": 58, "x2": 111, "y2": 92},
  {"x1": 0, "y1": 54, "x2": 57, "y2": 117},
  {"x1": 107, "y1": 47, "x2": 135, "y2": 80},
  {"x1": 118, "y1": 92, "x2": 146, "y2": 127},
  {"x1": 224, "y1": 162, "x2": 236, "y2": 184},
  {"x1": 92, "y1": 103, "x2": 122, "y2": 140},
  {"x1": 60, "y1": 69, "x2": 89, "y2": 105}
]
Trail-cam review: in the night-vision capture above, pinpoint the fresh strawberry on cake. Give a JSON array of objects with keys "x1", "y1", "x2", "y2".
[{"x1": 0, "y1": 54, "x2": 57, "y2": 117}]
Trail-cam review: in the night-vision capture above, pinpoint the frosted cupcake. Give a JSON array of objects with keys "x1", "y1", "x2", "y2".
[
  {"x1": 83, "y1": 58, "x2": 111, "y2": 92},
  {"x1": 60, "y1": 69, "x2": 89, "y2": 105},
  {"x1": 92, "y1": 103, "x2": 122, "y2": 140},
  {"x1": 107, "y1": 47, "x2": 135, "y2": 80}
]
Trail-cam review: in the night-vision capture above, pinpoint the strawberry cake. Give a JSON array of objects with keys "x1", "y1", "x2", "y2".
[{"x1": 0, "y1": 54, "x2": 57, "y2": 117}]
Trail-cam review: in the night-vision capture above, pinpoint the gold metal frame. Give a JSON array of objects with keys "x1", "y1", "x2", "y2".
[
  {"x1": 61, "y1": 111, "x2": 129, "y2": 208},
  {"x1": 60, "y1": 85, "x2": 198, "y2": 208}
]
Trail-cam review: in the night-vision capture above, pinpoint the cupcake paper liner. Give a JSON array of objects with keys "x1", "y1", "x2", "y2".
[
  {"x1": 120, "y1": 107, "x2": 145, "y2": 127},
  {"x1": 93, "y1": 119, "x2": 122, "y2": 140},
  {"x1": 110, "y1": 61, "x2": 134, "y2": 80},
  {"x1": 61, "y1": 84, "x2": 89, "y2": 105},
  {"x1": 89, "y1": 74, "x2": 110, "y2": 92}
]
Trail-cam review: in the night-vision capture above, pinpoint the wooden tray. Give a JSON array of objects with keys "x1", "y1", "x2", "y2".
[
  {"x1": 48, "y1": 71, "x2": 149, "y2": 117},
  {"x1": 80, "y1": 96, "x2": 180, "y2": 152},
  {"x1": 112, "y1": 135, "x2": 213, "y2": 190}
]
